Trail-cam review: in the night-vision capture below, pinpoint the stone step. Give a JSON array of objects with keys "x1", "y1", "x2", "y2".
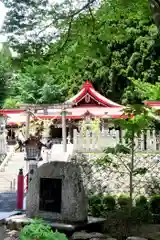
[{"x1": 0, "y1": 152, "x2": 26, "y2": 192}]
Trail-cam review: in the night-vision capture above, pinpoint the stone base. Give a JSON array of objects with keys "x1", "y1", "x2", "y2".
[{"x1": 5, "y1": 214, "x2": 105, "y2": 236}]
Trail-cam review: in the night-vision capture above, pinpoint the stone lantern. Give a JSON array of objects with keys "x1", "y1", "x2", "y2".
[
  {"x1": 24, "y1": 135, "x2": 44, "y2": 183},
  {"x1": 24, "y1": 135, "x2": 43, "y2": 162}
]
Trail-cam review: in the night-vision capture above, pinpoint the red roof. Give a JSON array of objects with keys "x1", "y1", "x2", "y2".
[
  {"x1": 144, "y1": 101, "x2": 160, "y2": 107},
  {"x1": 66, "y1": 80, "x2": 121, "y2": 107},
  {"x1": 0, "y1": 81, "x2": 124, "y2": 124}
]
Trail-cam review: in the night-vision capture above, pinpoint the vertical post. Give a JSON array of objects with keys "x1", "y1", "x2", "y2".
[
  {"x1": 26, "y1": 173, "x2": 29, "y2": 192},
  {"x1": 25, "y1": 111, "x2": 30, "y2": 140},
  {"x1": 25, "y1": 111, "x2": 30, "y2": 173},
  {"x1": 62, "y1": 110, "x2": 67, "y2": 152},
  {"x1": 17, "y1": 168, "x2": 24, "y2": 210},
  {"x1": 73, "y1": 129, "x2": 78, "y2": 151}
]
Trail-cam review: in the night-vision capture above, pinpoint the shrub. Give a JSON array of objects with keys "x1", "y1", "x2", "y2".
[
  {"x1": 103, "y1": 195, "x2": 116, "y2": 211},
  {"x1": 135, "y1": 195, "x2": 148, "y2": 209},
  {"x1": 117, "y1": 195, "x2": 130, "y2": 209},
  {"x1": 88, "y1": 193, "x2": 103, "y2": 217},
  {"x1": 20, "y1": 219, "x2": 68, "y2": 240},
  {"x1": 149, "y1": 195, "x2": 160, "y2": 214},
  {"x1": 129, "y1": 207, "x2": 153, "y2": 224},
  {"x1": 88, "y1": 194, "x2": 116, "y2": 217}
]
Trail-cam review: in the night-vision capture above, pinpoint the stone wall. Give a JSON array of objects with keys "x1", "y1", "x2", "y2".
[{"x1": 72, "y1": 152, "x2": 160, "y2": 196}]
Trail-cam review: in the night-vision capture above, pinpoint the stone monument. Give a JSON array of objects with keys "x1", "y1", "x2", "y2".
[{"x1": 26, "y1": 161, "x2": 88, "y2": 223}]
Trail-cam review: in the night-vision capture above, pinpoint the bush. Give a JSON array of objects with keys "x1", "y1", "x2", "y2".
[
  {"x1": 88, "y1": 193, "x2": 103, "y2": 217},
  {"x1": 103, "y1": 195, "x2": 116, "y2": 211},
  {"x1": 105, "y1": 207, "x2": 153, "y2": 239},
  {"x1": 88, "y1": 193, "x2": 116, "y2": 217},
  {"x1": 135, "y1": 195, "x2": 148, "y2": 209},
  {"x1": 129, "y1": 207, "x2": 153, "y2": 224},
  {"x1": 117, "y1": 195, "x2": 130, "y2": 209},
  {"x1": 149, "y1": 195, "x2": 160, "y2": 214},
  {"x1": 20, "y1": 219, "x2": 68, "y2": 240}
]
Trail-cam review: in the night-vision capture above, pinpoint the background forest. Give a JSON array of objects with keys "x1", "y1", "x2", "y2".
[{"x1": 0, "y1": 0, "x2": 160, "y2": 108}]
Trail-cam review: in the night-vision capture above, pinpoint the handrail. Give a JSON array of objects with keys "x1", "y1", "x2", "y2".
[
  {"x1": 0, "y1": 147, "x2": 16, "y2": 191},
  {"x1": 0, "y1": 149, "x2": 14, "y2": 172},
  {"x1": 24, "y1": 173, "x2": 28, "y2": 194}
]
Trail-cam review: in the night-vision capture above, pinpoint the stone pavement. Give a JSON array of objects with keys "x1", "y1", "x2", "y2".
[{"x1": 0, "y1": 192, "x2": 16, "y2": 212}]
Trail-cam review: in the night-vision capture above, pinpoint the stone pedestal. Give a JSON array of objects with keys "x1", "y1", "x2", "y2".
[{"x1": 26, "y1": 161, "x2": 88, "y2": 223}]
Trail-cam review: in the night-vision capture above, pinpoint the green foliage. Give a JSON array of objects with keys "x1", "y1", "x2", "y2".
[
  {"x1": 88, "y1": 193, "x2": 103, "y2": 217},
  {"x1": 88, "y1": 193, "x2": 116, "y2": 217},
  {"x1": 88, "y1": 193, "x2": 153, "y2": 225},
  {"x1": 103, "y1": 195, "x2": 116, "y2": 211},
  {"x1": 3, "y1": 97, "x2": 20, "y2": 109},
  {"x1": 104, "y1": 144, "x2": 130, "y2": 155},
  {"x1": 117, "y1": 195, "x2": 130, "y2": 209},
  {"x1": 135, "y1": 195, "x2": 148, "y2": 209},
  {"x1": 0, "y1": 49, "x2": 12, "y2": 107},
  {"x1": 94, "y1": 154, "x2": 114, "y2": 169},
  {"x1": 149, "y1": 195, "x2": 160, "y2": 214},
  {"x1": 2, "y1": 0, "x2": 160, "y2": 105},
  {"x1": 127, "y1": 206, "x2": 153, "y2": 224},
  {"x1": 133, "y1": 167, "x2": 148, "y2": 176},
  {"x1": 105, "y1": 207, "x2": 153, "y2": 238},
  {"x1": 20, "y1": 219, "x2": 68, "y2": 240}
]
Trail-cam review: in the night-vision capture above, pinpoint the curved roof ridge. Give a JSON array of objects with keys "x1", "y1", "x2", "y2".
[{"x1": 66, "y1": 80, "x2": 121, "y2": 107}]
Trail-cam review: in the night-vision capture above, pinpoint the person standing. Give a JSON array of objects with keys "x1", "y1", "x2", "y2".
[{"x1": 15, "y1": 129, "x2": 25, "y2": 152}]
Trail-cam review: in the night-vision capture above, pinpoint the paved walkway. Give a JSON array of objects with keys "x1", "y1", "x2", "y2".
[{"x1": 0, "y1": 192, "x2": 17, "y2": 212}]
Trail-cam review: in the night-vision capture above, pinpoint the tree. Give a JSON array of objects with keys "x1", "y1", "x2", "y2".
[
  {"x1": 94, "y1": 105, "x2": 152, "y2": 211},
  {"x1": 2, "y1": 0, "x2": 160, "y2": 105},
  {"x1": 119, "y1": 106, "x2": 151, "y2": 208},
  {"x1": 0, "y1": 47, "x2": 12, "y2": 107},
  {"x1": 1, "y1": 0, "x2": 97, "y2": 55}
]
